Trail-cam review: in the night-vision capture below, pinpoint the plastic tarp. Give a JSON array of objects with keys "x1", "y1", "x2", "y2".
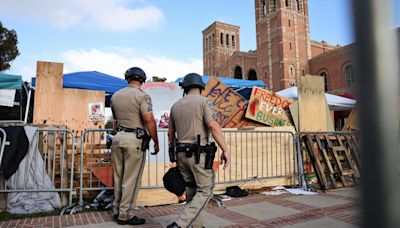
[
  {"x1": 174, "y1": 75, "x2": 265, "y2": 88},
  {"x1": 31, "y1": 71, "x2": 127, "y2": 94},
  {"x1": 275, "y1": 86, "x2": 357, "y2": 111},
  {"x1": 0, "y1": 73, "x2": 23, "y2": 89}
]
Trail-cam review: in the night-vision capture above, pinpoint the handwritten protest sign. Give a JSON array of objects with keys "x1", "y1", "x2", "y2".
[
  {"x1": 88, "y1": 102, "x2": 105, "y2": 122},
  {"x1": 245, "y1": 86, "x2": 293, "y2": 126},
  {"x1": 201, "y1": 77, "x2": 251, "y2": 128}
]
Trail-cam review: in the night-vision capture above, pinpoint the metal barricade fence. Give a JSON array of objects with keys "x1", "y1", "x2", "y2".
[
  {"x1": 0, "y1": 127, "x2": 76, "y2": 207},
  {"x1": 217, "y1": 130, "x2": 299, "y2": 185},
  {"x1": 296, "y1": 131, "x2": 361, "y2": 189},
  {"x1": 78, "y1": 128, "x2": 299, "y2": 206}
]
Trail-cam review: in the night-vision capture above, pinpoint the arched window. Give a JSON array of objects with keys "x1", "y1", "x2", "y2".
[
  {"x1": 220, "y1": 33, "x2": 224, "y2": 45},
  {"x1": 272, "y1": 0, "x2": 277, "y2": 11},
  {"x1": 248, "y1": 69, "x2": 257, "y2": 80},
  {"x1": 320, "y1": 72, "x2": 328, "y2": 91},
  {"x1": 262, "y1": 0, "x2": 268, "y2": 16},
  {"x1": 212, "y1": 33, "x2": 215, "y2": 48},
  {"x1": 232, "y1": 35, "x2": 235, "y2": 47},
  {"x1": 285, "y1": 0, "x2": 289, "y2": 7},
  {"x1": 345, "y1": 65, "x2": 355, "y2": 87},
  {"x1": 289, "y1": 65, "x2": 295, "y2": 77},
  {"x1": 296, "y1": 0, "x2": 301, "y2": 11},
  {"x1": 205, "y1": 38, "x2": 208, "y2": 51},
  {"x1": 234, "y1": 66, "x2": 243, "y2": 79},
  {"x1": 226, "y1": 34, "x2": 229, "y2": 46}
]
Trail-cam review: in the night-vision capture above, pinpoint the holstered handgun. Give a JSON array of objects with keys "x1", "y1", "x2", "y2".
[
  {"x1": 169, "y1": 137, "x2": 177, "y2": 163},
  {"x1": 194, "y1": 135, "x2": 200, "y2": 164},
  {"x1": 204, "y1": 142, "x2": 217, "y2": 169},
  {"x1": 136, "y1": 128, "x2": 150, "y2": 152}
]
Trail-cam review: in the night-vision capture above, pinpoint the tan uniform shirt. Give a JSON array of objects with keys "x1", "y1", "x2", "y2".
[
  {"x1": 169, "y1": 94, "x2": 216, "y2": 145},
  {"x1": 111, "y1": 84, "x2": 153, "y2": 129}
]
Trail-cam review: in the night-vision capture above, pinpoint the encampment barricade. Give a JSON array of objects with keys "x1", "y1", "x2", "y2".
[
  {"x1": 78, "y1": 128, "x2": 301, "y2": 207},
  {"x1": 0, "y1": 127, "x2": 76, "y2": 211},
  {"x1": 297, "y1": 131, "x2": 361, "y2": 191}
]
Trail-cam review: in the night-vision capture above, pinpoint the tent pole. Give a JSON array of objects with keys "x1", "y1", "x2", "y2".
[{"x1": 24, "y1": 89, "x2": 31, "y2": 124}]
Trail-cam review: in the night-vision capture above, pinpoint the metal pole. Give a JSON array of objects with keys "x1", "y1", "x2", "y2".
[{"x1": 352, "y1": 0, "x2": 400, "y2": 227}]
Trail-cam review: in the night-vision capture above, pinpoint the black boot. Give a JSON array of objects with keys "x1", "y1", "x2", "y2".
[
  {"x1": 117, "y1": 216, "x2": 145, "y2": 225},
  {"x1": 167, "y1": 222, "x2": 181, "y2": 228}
]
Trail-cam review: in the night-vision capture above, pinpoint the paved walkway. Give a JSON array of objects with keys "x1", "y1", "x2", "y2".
[{"x1": 0, "y1": 188, "x2": 360, "y2": 228}]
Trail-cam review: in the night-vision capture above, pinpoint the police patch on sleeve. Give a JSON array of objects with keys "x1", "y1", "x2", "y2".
[
  {"x1": 144, "y1": 95, "x2": 153, "y2": 112},
  {"x1": 207, "y1": 100, "x2": 217, "y2": 120}
]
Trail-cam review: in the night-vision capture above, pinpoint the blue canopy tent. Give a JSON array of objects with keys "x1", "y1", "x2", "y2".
[
  {"x1": 174, "y1": 75, "x2": 265, "y2": 87},
  {"x1": 32, "y1": 71, "x2": 127, "y2": 107},
  {"x1": 175, "y1": 75, "x2": 265, "y2": 100},
  {"x1": 0, "y1": 73, "x2": 31, "y2": 123}
]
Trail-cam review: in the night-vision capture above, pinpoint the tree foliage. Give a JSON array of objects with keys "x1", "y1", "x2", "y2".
[
  {"x1": 151, "y1": 76, "x2": 167, "y2": 82},
  {"x1": 0, "y1": 22, "x2": 20, "y2": 71}
]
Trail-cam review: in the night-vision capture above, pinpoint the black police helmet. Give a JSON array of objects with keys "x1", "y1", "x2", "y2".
[
  {"x1": 163, "y1": 167, "x2": 186, "y2": 197},
  {"x1": 124, "y1": 67, "x2": 146, "y2": 83},
  {"x1": 179, "y1": 73, "x2": 205, "y2": 90}
]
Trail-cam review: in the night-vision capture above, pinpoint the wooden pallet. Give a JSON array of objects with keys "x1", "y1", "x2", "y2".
[{"x1": 302, "y1": 133, "x2": 360, "y2": 191}]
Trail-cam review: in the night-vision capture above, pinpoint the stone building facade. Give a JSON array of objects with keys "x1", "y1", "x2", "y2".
[{"x1": 203, "y1": 0, "x2": 399, "y2": 95}]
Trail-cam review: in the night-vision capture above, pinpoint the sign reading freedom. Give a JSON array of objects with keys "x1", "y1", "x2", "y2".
[
  {"x1": 245, "y1": 86, "x2": 293, "y2": 126},
  {"x1": 201, "y1": 77, "x2": 250, "y2": 128}
]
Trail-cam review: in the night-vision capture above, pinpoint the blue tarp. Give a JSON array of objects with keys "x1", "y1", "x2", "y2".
[
  {"x1": 174, "y1": 75, "x2": 265, "y2": 88},
  {"x1": 32, "y1": 71, "x2": 127, "y2": 94},
  {"x1": 0, "y1": 73, "x2": 23, "y2": 89}
]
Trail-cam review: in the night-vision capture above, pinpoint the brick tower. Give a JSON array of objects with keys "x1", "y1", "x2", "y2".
[
  {"x1": 255, "y1": 0, "x2": 311, "y2": 91},
  {"x1": 202, "y1": 22, "x2": 240, "y2": 76}
]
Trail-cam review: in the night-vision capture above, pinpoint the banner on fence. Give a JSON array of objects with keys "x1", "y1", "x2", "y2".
[{"x1": 245, "y1": 86, "x2": 293, "y2": 126}]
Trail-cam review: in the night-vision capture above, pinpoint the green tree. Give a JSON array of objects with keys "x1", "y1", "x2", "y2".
[
  {"x1": 151, "y1": 76, "x2": 167, "y2": 82},
  {"x1": 0, "y1": 22, "x2": 20, "y2": 71}
]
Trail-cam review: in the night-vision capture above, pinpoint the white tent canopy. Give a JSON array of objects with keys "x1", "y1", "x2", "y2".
[{"x1": 275, "y1": 86, "x2": 357, "y2": 111}]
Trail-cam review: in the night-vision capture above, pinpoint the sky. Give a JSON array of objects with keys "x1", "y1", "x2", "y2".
[{"x1": 1, "y1": 0, "x2": 399, "y2": 82}]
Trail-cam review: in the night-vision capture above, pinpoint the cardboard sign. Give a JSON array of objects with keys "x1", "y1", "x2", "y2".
[
  {"x1": 245, "y1": 86, "x2": 293, "y2": 126},
  {"x1": 88, "y1": 102, "x2": 105, "y2": 122},
  {"x1": 201, "y1": 77, "x2": 248, "y2": 128},
  {"x1": 0, "y1": 89, "x2": 16, "y2": 107}
]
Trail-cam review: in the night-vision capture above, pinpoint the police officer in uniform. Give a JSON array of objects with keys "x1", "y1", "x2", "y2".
[
  {"x1": 111, "y1": 67, "x2": 159, "y2": 225},
  {"x1": 167, "y1": 73, "x2": 229, "y2": 228}
]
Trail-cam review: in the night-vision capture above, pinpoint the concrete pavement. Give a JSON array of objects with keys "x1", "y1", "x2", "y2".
[{"x1": 0, "y1": 187, "x2": 360, "y2": 228}]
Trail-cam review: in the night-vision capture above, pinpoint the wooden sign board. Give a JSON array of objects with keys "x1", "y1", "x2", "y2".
[
  {"x1": 298, "y1": 75, "x2": 329, "y2": 131},
  {"x1": 201, "y1": 77, "x2": 253, "y2": 128},
  {"x1": 245, "y1": 86, "x2": 293, "y2": 127}
]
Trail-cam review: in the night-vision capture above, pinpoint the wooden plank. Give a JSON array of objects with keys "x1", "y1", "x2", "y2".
[
  {"x1": 33, "y1": 61, "x2": 106, "y2": 133},
  {"x1": 314, "y1": 136, "x2": 338, "y2": 188},
  {"x1": 298, "y1": 75, "x2": 329, "y2": 131},
  {"x1": 304, "y1": 135, "x2": 329, "y2": 191},
  {"x1": 245, "y1": 86, "x2": 293, "y2": 127},
  {"x1": 289, "y1": 101, "x2": 299, "y2": 131},
  {"x1": 342, "y1": 105, "x2": 359, "y2": 131}
]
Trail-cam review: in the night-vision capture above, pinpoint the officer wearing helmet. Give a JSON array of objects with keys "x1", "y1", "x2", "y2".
[
  {"x1": 167, "y1": 73, "x2": 229, "y2": 228},
  {"x1": 110, "y1": 67, "x2": 159, "y2": 225}
]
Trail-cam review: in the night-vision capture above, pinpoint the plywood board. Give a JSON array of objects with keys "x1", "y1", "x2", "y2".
[
  {"x1": 202, "y1": 77, "x2": 252, "y2": 128},
  {"x1": 289, "y1": 101, "x2": 299, "y2": 131},
  {"x1": 33, "y1": 61, "x2": 105, "y2": 132},
  {"x1": 245, "y1": 86, "x2": 293, "y2": 127},
  {"x1": 298, "y1": 75, "x2": 329, "y2": 131},
  {"x1": 342, "y1": 105, "x2": 359, "y2": 131}
]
